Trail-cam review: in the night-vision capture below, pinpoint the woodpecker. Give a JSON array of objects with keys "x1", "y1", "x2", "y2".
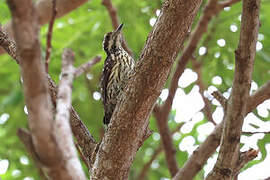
[{"x1": 100, "y1": 24, "x2": 135, "y2": 126}]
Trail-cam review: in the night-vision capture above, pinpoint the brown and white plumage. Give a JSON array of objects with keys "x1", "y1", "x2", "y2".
[{"x1": 100, "y1": 24, "x2": 135, "y2": 125}]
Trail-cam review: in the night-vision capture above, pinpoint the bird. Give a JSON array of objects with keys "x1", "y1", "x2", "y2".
[{"x1": 100, "y1": 23, "x2": 135, "y2": 126}]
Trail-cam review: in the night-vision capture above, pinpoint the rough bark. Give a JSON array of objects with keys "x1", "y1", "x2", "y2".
[
  {"x1": 206, "y1": 0, "x2": 261, "y2": 179},
  {"x1": 0, "y1": 0, "x2": 88, "y2": 55},
  {"x1": 90, "y1": 0, "x2": 203, "y2": 179}
]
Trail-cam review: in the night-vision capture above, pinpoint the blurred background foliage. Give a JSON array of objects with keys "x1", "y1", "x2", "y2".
[{"x1": 0, "y1": 0, "x2": 269, "y2": 179}]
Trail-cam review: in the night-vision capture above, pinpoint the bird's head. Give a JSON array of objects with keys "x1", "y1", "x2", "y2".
[{"x1": 103, "y1": 23, "x2": 123, "y2": 54}]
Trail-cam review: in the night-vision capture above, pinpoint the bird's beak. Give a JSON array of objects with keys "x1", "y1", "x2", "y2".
[{"x1": 113, "y1": 23, "x2": 124, "y2": 37}]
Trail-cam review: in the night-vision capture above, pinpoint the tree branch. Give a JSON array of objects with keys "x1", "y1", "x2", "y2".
[
  {"x1": 153, "y1": 107, "x2": 179, "y2": 176},
  {"x1": 45, "y1": 0, "x2": 57, "y2": 73},
  {"x1": 47, "y1": 74, "x2": 97, "y2": 166},
  {"x1": 233, "y1": 149, "x2": 259, "y2": 178},
  {"x1": 0, "y1": 26, "x2": 97, "y2": 169},
  {"x1": 212, "y1": 90, "x2": 227, "y2": 109},
  {"x1": 74, "y1": 56, "x2": 102, "y2": 78},
  {"x1": 91, "y1": 0, "x2": 203, "y2": 179},
  {"x1": 206, "y1": 0, "x2": 261, "y2": 179},
  {"x1": 7, "y1": 0, "x2": 86, "y2": 178},
  {"x1": 218, "y1": 0, "x2": 241, "y2": 9},
  {"x1": 17, "y1": 128, "x2": 48, "y2": 180},
  {"x1": 137, "y1": 146, "x2": 163, "y2": 180},
  {"x1": 0, "y1": 0, "x2": 89, "y2": 55},
  {"x1": 173, "y1": 120, "x2": 223, "y2": 180},
  {"x1": 191, "y1": 57, "x2": 216, "y2": 125},
  {"x1": 173, "y1": 79, "x2": 270, "y2": 180},
  {"x1": 136, "y1": 122, "x2": 185, "y2": 180},
  {"x1": 163, "y1": 0, "x2": 218, "y2": 112},
  {"x1": 53, "y1": 48, "x2": 87, "y2": 179},
  {"x1": 0, "y1": 25, "x2": 18, "y2": 63},
  {"x1": 154, "y1": 0, "x2": 242, "y2": 176},
  {"x1": 163, "y1": 0, "x2": 240, "y2": 114},
  {"x1": 101, "y1": 0, "x2": 133, "y2": 56},
  {"x1": 247, "y1": 80, "x2": 270, "y2": 113},
  {"x1": 7, "y1": 0, "x2": 61, "y2": 176}
]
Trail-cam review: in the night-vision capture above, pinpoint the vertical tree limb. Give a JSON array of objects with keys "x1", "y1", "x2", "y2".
[
  {"x1": 53, "y1": 49, "x2": 86, "y2": 179},
  {"x1": 7, "y1": 0, "x2": 88, "y2": 179},
  {"x1": 206, "y1": 0, "x2": 261, "y2": 179},
  {"x1": 7, "y1": 0, "x2": 58, "y2": 169},
  {"x1": 0, "y1": 26, "x2": 98, "y2": 171}
]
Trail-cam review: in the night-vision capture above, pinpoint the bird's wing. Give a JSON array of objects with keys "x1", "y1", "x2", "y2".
[{"x1": 100, "y1": 56, "x2": 114, "y2": 106}]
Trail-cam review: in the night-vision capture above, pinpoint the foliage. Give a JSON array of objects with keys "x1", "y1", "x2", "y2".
[{"x1": 0, "y1": 0, "x2": 269, "y2": 179}]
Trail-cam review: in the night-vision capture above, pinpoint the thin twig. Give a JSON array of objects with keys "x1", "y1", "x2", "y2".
[
  {"x1": 76, "y1": 143, "x2": 90, "y2": 169},
  {"x1": 153, "y1": 108, "x2": 179, "y2": 176},
  {"x1": 247, "y1": 80, "x2": 270, "y2": 113},
  {"x1": 101, "y1": 0, "x2": 133, "y2": 56},
  {"x1": 218, "y1": 0, "x2": 241, "y2": 9},
  {"x1": 74, "y1": 56, "x2": 101, "y2": 78},
  {"x1": 242, "y1": 131, "x2": 270, "y2": 135},
  {"x1": 45, "y1": 0, "x2": 57, "y2": 73},
  {"x1": 233, "y1": 149, "x2": 259, "y2": 178},
  {"x1": 212, "y1": 90, "x2": 227, "y2": 109},
  {"x1": 191, "y1": 57, "x2": 216, "y2": 125},
  {"x1": 0, "y1": 0, "x2": 91, "y2": 56}
]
